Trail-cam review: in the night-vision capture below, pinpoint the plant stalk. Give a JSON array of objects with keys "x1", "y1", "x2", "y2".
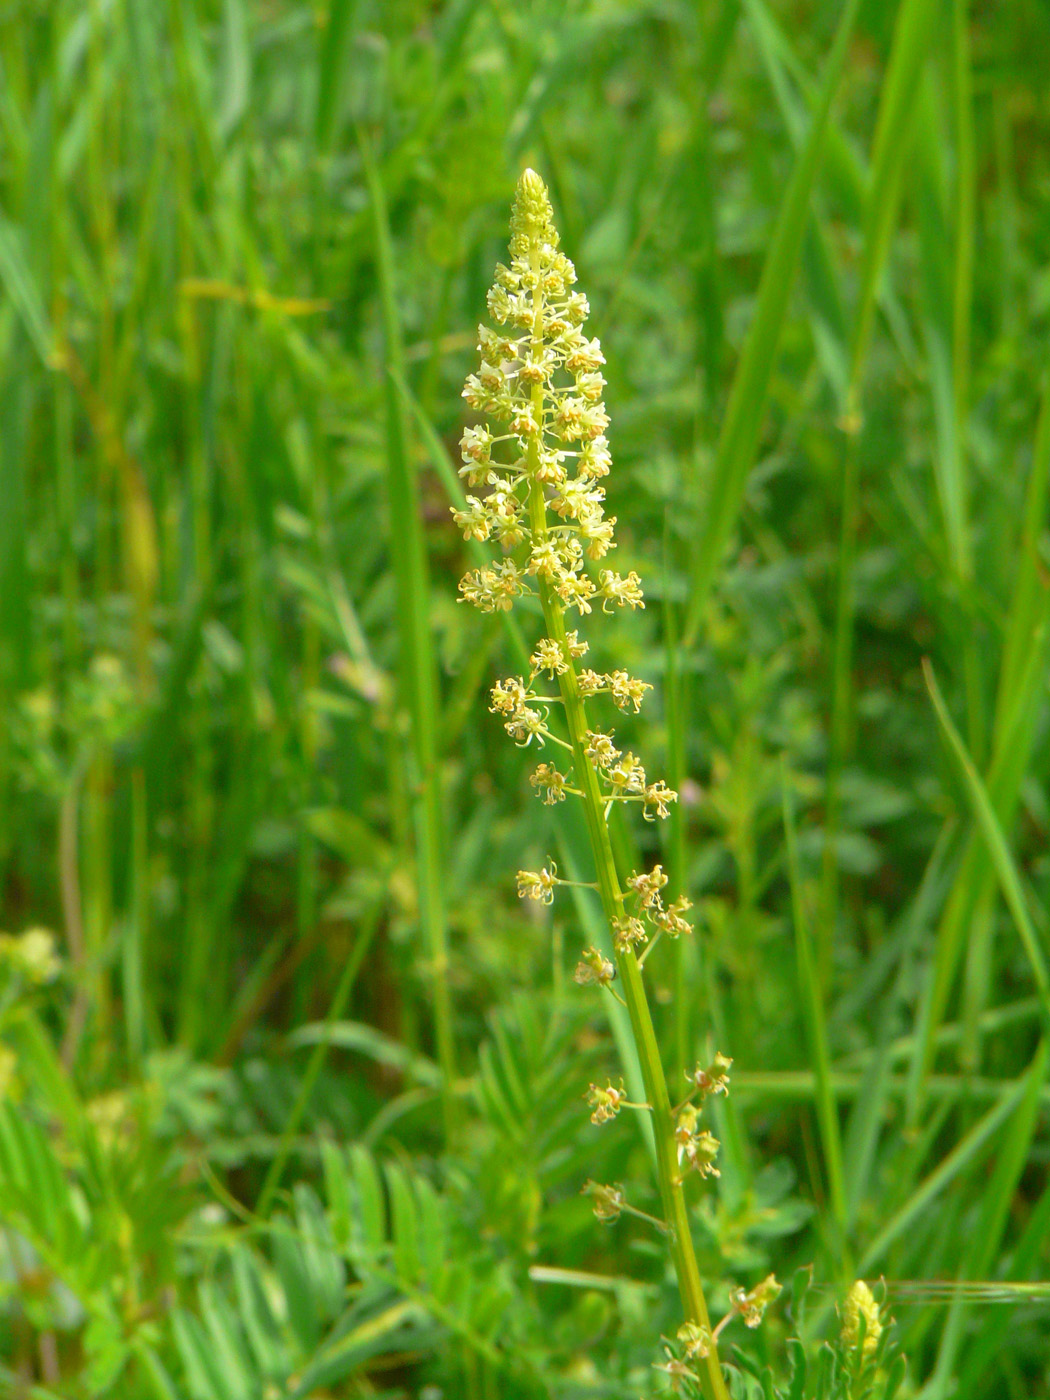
[{"x1": 523, "y1": 245, "x2": 727, "y2": 1393}]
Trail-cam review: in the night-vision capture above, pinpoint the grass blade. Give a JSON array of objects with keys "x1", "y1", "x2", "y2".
[
  {"x1": 859, "y1": 1070, "x2": 1030, "y2": 1273},
  {"x1": 923, "y1": 660, "x2": 1050, "y2": 1026},
  {"x1": 782, "y1": 768, "x2": 847, "y2": 1244},
  {"x1": 682, "y1": 0, "x2": 862, "y2": 642}
]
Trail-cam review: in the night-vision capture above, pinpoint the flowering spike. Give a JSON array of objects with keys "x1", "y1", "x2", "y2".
[{"x1": 455, "y1": 172, "x2": 734, "y2": 1400}]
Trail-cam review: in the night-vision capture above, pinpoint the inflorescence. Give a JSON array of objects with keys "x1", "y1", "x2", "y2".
[{"x1": 455, "y1": 170, "x2": 690, "y2": 943}]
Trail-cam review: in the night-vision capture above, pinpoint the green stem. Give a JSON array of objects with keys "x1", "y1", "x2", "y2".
[
  {"x1": 521, "y1": 240, "x2": 727, "y2": 1390},
  {"x1": 527, "y1": 484, "x2": 727, "y2": 1397}
]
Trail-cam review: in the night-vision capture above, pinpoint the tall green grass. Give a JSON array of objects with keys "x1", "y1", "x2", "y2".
[{"x1": 1, "y1": 1, "x2": 1049, "y2": 1396}]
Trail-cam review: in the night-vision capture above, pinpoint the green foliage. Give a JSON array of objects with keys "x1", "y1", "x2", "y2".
[{"x1": 2, "y1": 0, "x2": 1050, "y2": 1396}]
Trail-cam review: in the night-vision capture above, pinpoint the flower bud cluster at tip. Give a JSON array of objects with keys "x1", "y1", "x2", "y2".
[{"x1": 841, "y1": 1279, "x2": 883, "y2": 1357}]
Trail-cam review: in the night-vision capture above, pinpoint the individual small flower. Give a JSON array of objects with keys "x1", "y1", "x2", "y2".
[
  {"x1": 580, "y1": 514, "x2": 616, "y2": 559},
  {"x1": 564, "y1": 335, "x2": 605, "y2": 374},
  {"x1": 573, "y1": 370, "x2": 606, "y2": 403},
  {"x1": 462, "y1": 371, "x2": 497, "y2": 413},
  {"x1": 551, "y1": 477, "x2": 605, "y2": 521},
  {"x1": 606, "y1": 751, "x2": 646, "y2": 795},
  {"x1": 489, "y1": 677, "x2": 530, "y2": 715},
  {"x1": 518, "y1": 348, "x2": 555, "y2": 385},
  {"x1": 530, "y1": 638, "x2": 568, "y2": 677},
  {"x1": 530, "y1": 761, "x2": 570, "y2": 804},
  {"x1": 535, "y1": 447, "x2": 568, "y2": 483},
  {"x1": 598, "y1": 568, "x2": 645, "y2": 611},
  {"x1": 452, "y1": 496, "x2": 492, "y2": 541},
  {"x1": 555, "y1": 571, "x2": 597, "y2": 614},
  {"x1": 574, "y1": 946, "x2": 615, "y2": 988},
  {"x1": 563, "y1": 629, "x2": 588, "y2": 658},
  {"x1": 654, "y1": 1349, "x2": 700, "y2": 1395},
  {"x1": 458, "y1": 566, "x2": 498, "y2": 611},
  {"x1": 584, "y1": 729, "x2": 620, "y2": 769},
  {"x1": 612, "y1": 916, "x2": 647, "y2": 952},
  {"x1": 459, "y1": 562, "x2": 530, "y2": 612},
  {"x1": 626, "y1": 865, "x2": 668, "y2": 910},
  {"x1": 683, "y1": 1120, "x2": 722, "y2": 1176},
  {"x1": 676, "y1": 1322, "x2": 711, "y2": 1361},
  {"x1": 458, "y1": 459, "x2": 498, "y2": 487},
  {"x1": 477, "y1": 325, "x2": 519, "y2": 364},
  {"x1": 730, "y1": 1274, "x2": 782, "y2": 1329},
  {"x1": 562, "y1": 290, "x2": 590, "y2": 325},
  {"x1": 655, "y1": 893, "x2": 693, "y2": 937},
  {"x1": 505, "y1": 705, "x2": 547, "y2": 747},
  {"x1": 841, "y1": 1280, "x2": 883, "y2": 1358},
  {"x1": 460, "y1": 424, "x2": 494, "y2": 460},
  {"x1": 517, "y1": 866, "x2": 557, "y2": 904},
  {"x1": 576, "y1": 668, "x2": 606, "y2": 697},
  {"x1": 554, "y1": 396, "x2": 607, "y2": 441},
  {"x1": 687, "y1": 1051, "x2": 732, "y2": 1099},
  {"x1": 509, "y1": 403, "x2": 541, "y2": 438},
  {"x1": 582, "y1": 1180, "x2": 624, "y2": 1224},
  {"x1": 642, "y1": 780, "x2": 678, "y2": 821},
  {"x1": 493, "y1": 559, "x2": 529, "y2": 606},
  {"x1": 526, "y1": 540, "x2": 562, "y2": 579},
  {"x1": 586, "y1": 1079, "x2": 627, "y2": 1125},
  {"x1": 606, "y1": 669, "x2": 652, "y2": 713},
  {"x1": 495, "y1": 514, "x2": 528, "y2": 548},
  {"x1": 578, "y1": 435, "x2": 612, "y2": 477}
]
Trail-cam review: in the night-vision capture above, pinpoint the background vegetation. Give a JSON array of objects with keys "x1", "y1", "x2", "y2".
[{"x1": 2, "y1": 0, "x2": 1050, "y2": 1396}]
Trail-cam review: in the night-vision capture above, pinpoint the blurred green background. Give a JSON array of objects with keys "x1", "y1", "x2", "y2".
[{"x1": 2, "y1": 0, "x2": 1050, "y2": 1396}]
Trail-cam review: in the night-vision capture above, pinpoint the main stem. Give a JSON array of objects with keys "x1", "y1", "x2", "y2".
[{"x1": 524, "y1": 261, "x2": 729, "y2": 1400}]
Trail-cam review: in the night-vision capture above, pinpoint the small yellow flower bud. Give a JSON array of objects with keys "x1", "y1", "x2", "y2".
[
  {"x1": 510, "y1": 168, "x2": 556, "y2": 248},
  {"x1": 842, "y1": 1279, "x2": 883, "y2": 1358}
]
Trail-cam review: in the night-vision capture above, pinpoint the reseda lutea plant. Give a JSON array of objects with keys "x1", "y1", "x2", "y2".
[{"x1": 453, "y1": 168, "x2": 778, "y2": 1400}]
